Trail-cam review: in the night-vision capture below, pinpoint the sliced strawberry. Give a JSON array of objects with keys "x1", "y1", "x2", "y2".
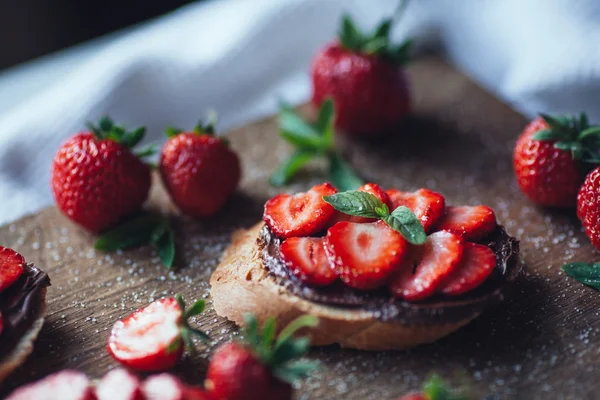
[
  {"x1": 263, "y1": 183, "x2": 337, "y2": 238},
  {"x1": 280, "y1": 237, "x2": 337, "y2": 286},
  {"x1": 439, "y1": 242, "x2": 496, "y2": 296},
  {"x1": 386, "y1": 189, "x2": 445, "y2": 233},
  {"x1": 107, "y1": 297, "x2": 184, "y2": 371},
  {"x1": 6, "y1": 370, "x2": 95, "y2": 400},
  {"x1": 334, "y1": 183, "x2": 391, "y2": 223},
  {"x1": 389, "y1": 231, "x2": 464, "y2": 301},
  {"x1": 0, "y1": 246, "x2": 25, "y2": 293},
  {"x1": 325, "y1": 220, "x2": 407, "y2": 290},
  {"x1": 142, "y1": 374, "x2": 185, "y2": 400},
  {"x1": 435, "y1": 205, "x2": 497, "y2": 241},
  {"x1": 96, "y1": 368, "x2": 144, "y2": 400}
]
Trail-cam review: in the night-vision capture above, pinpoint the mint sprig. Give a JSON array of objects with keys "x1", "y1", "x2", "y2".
[
  {"x1": 94, "y1": 213, "x2": 176, "y2": 268},
  {"x1": 562, "y1": 262, "x2": 600, "y2": 291},
  {"x1": 242, "y1": 314, "x2": 318, "y2": 384},
  {"x1": 339, "y1": 0, "x2": 413, "y2": 65},
  {"x1": 532, "y1": 112, "x2": 600, "y2": 163},
  {"x1": 323, "y1": 191, "x2": 426, "y2": 245},
  {"x1": 270, "y1": 99, "x2": 364, "y2": 191}
]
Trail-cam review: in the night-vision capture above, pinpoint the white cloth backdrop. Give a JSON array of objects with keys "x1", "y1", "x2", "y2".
[{"x1": 1, "y1": 0, "x2": 599, "y2": 225}]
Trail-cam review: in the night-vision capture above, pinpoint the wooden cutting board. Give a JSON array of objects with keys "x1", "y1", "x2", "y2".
[{"x1": 1, "y1": 56, "x2": 598, "y2": 400}]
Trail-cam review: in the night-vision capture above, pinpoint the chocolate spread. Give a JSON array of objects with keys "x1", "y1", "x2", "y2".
[
  {"x1": 0, "y1": 264, "x2": 50, "y2": 358},
  {"x1": 259, "y1": 225, "x2": 520, "y2": 324}
]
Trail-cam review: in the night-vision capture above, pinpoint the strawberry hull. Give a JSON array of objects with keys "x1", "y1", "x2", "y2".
[{"x1": 258, "y1": 224, "x2": 520, "y2": 324}]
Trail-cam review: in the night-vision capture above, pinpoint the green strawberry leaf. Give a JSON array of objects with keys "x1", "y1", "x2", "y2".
[
  {"x1": 261, "y1": 317, "x2": 277, "y2": 351},
  {"x1": 243, "y1": 313, "x2": 260, "y2": 349},
  {"x1": 373, "y1": 18, "x2": 393, "y2": 40},
  {"x1": 271, "y1": 337, "x2": 311, "y2": 366},
  {"x1": 315, "y1": 98, "x2": 335, "y2": 144},
  {"x1": 166, "y1": 127, "x2": 183, "y2": 138},
  {"x1": 328, "y1": 152, "x2": 364, "y2": 191},
  {"x1": 532, "y1": 128, "x2": 568, "y2": 141},
  {"x1": 275, "y1": 315, "x2": 319, "y2": 347},
  {"x1": 94, "y1": 214, "x2": 163, "y2": 252},
  {"x1": 562, "y1": 262, "x2": 600, "y2": 291},
  {"x1": 98, "y1": 116, "x2": 114, "y2": 132},
  {"x1": 323, "y1": 191, "x2": 385, "y2": 219},
  {"x1": 272, "y1": 360, "x2": 317, "y2": 384},
  {"x1": 135, "y1": 144, "x2": 157, "y2": 159},
  {"x1": 580, "y1": 112, "x2": 590, "y2": 130},
  {"x1": 339, "y1": 15, "x2": 366, "y2": 50},
  {"x1": 423, "y1": 374, "x2": 467, "y2": 400},
  {"x1": 165, "y1": 337, "x2": 182, "y2": 355},
  {"x1": 270, "y1": 149, "x2": 318, "y2": 187},
  {"x1": 384, "y1": 206, "x2": 427, "y2": 245},
  {"x1": 125, "y1": 127, "x2": 146, "y2": 148},
  {"x1": 188, "y1": 327, "x2": 211, "y2": 343},
  {"x1": 154, "y1": 223, "x2": 175, "y2": 269},
  {"x1": 363, "y1": 37, "x2": 389, "y2": 55},
  {"x1": 578, "y1": 126, "x2": 600, "y2": 141}
]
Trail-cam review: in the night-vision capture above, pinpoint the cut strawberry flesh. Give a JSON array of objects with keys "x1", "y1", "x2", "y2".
[
  {"x1": 0, "y1": 246, "x2": 25, "y2": 293},
  {"x1": 107, "y1": 297, "x2": 183, "y2": 371},
  {"x1": 6, "y1": 370, "x2": 95, "y2": 400},
  {"x1": 389, "y1": 231, "x2": 464, "y2": 301},
  {"x1": 386, "y1": 188, "x2": 445, "y2": 233},
  {"x1": 263, "y1": 183, "x2": 337, "y2": 238},
  {"x1": 280, "y1": 237, "x2": 337, "y2": 286},
  {"x1": 335, "y1": 183, "x2": 391, "y2": 224},
  {"x1": 435, "y1": 205, "x2": 496, "y2": 241},
  {"x1": 142, "y1": 374, "x2": 185, "y2": 400},
  {"x1": 439, "y1": 242, "x2": 497, "y2": 296},
  {"x1": 326, "y1": 220, "x2": 407, "y2": 290},
  {"x1": 96, "y1": 368, "x2": 144, "y2": 400}
]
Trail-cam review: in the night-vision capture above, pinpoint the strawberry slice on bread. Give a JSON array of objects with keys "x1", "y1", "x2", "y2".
[
  {"x1": 263, "y1": 183, "x2": 337, "y2": 238},
  {"x1": 0, "y1": 246, "x2": 25, "y2": 293},
  {"x1": 386, "y1": 188, "x2": 445, "y2": 233},
  {"x1": 436, "y1": 205, "x2": 497, "y2": 241},
  {"x1": 280, "y1": 237, "x2": 337, "y2": 286}
]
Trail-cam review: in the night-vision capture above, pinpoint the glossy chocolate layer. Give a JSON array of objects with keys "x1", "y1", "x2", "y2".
[
  {"x1": 259, "y1": 225, "x2": 520, "y2": 324},
  {"x1": 0, "y1": 264, "x2": 50, "y2": 359}
]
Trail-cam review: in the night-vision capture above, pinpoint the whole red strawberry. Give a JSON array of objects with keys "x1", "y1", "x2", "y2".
[
  {"x1": 577, "y1": 166, "x2": 600, "y2": 250},
  {"x1": 311, "y1": 14, "x2": 412, "y2": 135},
  {"x1": 51, "y1": 116, "x2": 152, "y2": 232},
  {"x1": 205, "y1": 315, "x2": 317, "y2": 400},
  {"x1": 513, "y1": 113, "x2": 600, "y2": 207},
  {"x1": 160, "y1": 120, "x2": 241, "y2": 217}
]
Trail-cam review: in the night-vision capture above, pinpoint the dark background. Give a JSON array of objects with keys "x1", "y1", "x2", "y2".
[{"x1": 0, "y1": 0, "x2": 198, "y2": 70}]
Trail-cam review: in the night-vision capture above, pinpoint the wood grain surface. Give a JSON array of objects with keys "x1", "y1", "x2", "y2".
[{"x1": 1, "y1": 56, "x2": 598, "y2": 400}]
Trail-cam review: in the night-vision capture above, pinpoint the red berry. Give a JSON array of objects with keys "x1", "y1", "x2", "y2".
[
  {"x1": 107, "y1": 297, "x2": 184, "y2": 371},
  {"x1": 439, "y1": 242, "x2": 497, "y2": 296},
  {"x1": 0, "y1": 246, "x2": 25, "y2": 293},
  {"x1": 389, "y1": 231, "x2": 464, "y2": 301},
  {"x1": 334, "y1": 183, "x2": 391, "y2": 224},
  {"x1": 387, "y1": 188, "x2": 445, "y2": 233},
  {"x1": 513, "y1": 117, "x2": 582, "y2": 207},
  {"x1": 96, "y1": 368, "x2": 144, "y2": 400},
  {"x1": 577, "y1": 166, "x2": 600, "y2": 250},
  {"x1": 280, "y1": 237, "x2": 337, "y2": 286},
  {"x1": 325, "y1": 220, "x2": 407, "y2": 290},
  {"x1": 51, "y1": 132, "x2": 151, "y2": 233},
  {"x1": 183, "y1": 387, "x2": 214, "y2": 400},
  {"x1": 160, "y1": 133, "x2": 241, "y2": 217},
  {"x1": 263, "y1": 183, "x2": 337, "y2": 238},
  {"x1": 6, "y1": 370, "x2": 95, "y2": 400},
  {"x1": 311, "y1": 42, "x2": 410, "y2": 135},
  {"x1": 142, "y1": 374, "x2": 186, "y2": 400},
  {"x1": 435, "y1": 205, "x2": 496, "y2": 241},
  {"x1": 206, "y1": 342, "x2": 272, "y2": 400}
]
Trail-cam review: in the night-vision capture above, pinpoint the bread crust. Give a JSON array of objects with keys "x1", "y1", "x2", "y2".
[
  {"x1": 0, "y1": 287, "x2": 47, "y2": 382},
  {"x1": 210, "y1": 223, "x2": 475, "y2": 350}
]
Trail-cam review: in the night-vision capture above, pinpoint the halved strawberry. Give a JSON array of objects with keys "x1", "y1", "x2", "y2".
[
  {"x1": 439, "y1": 242, "x2": 496, "y2": 296},
  {"x1": 142, "y1": 374, "x2": 186, "y2": 400},
  {"x1": 6, "y1": 370, "x2": 95, "y2": 400},
  {"x1": 325, "y1": 220, "x2": 407, "y2": 290},
  {"x1": 96, "y1": 368, "x2": 144, "y2": 400},
  {"x1": 0, "y1": 246, "x2": 25, "y2": 293},
  {"x1": 263, "y1": 183, "x2": 337, "y2": 238},
  {"x1": 280, "y1": 237, "x2": 337, "y2": 286},
  {"x1": 435, "y1": 205, "x2": 496, "y2": 241},
  {"x1": 389, "y1": 231, "x2": 464, "y2": 301},
  {"x1": 107, "y1": 296, "x2": 209, "y2": 372},
  {"x1": 386, "y1": 189, "x2": 445, "y2": 233}
]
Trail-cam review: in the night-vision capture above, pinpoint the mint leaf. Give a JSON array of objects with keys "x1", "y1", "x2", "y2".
[
  {"x1": 154, "y1": 223, "x2": 175, "y2": 269},
  {"x1": 562, "y1": 262, "x2": 600, "y2": 291},
  {"x1": 270, "y1": 149, "x2": 317, "y2": 187},
  {"x1": 94, "y1": 214, "x2": 163, "y2": 251},
  {"x1": 384, "y1": 206, "x2": 427, "y2": 245},
  {"x1": 315, "y1": 98, "x2": 334, "y2": 135},
  {"x1": 328, "y1": 152, "x2": 364, "y2": 191},
  {"x1": 323, "y1": 191, "x2": 384, "y2": 219},
  {"x1": 279, "y1": 108, "x2": 327, "y2": 149}
]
